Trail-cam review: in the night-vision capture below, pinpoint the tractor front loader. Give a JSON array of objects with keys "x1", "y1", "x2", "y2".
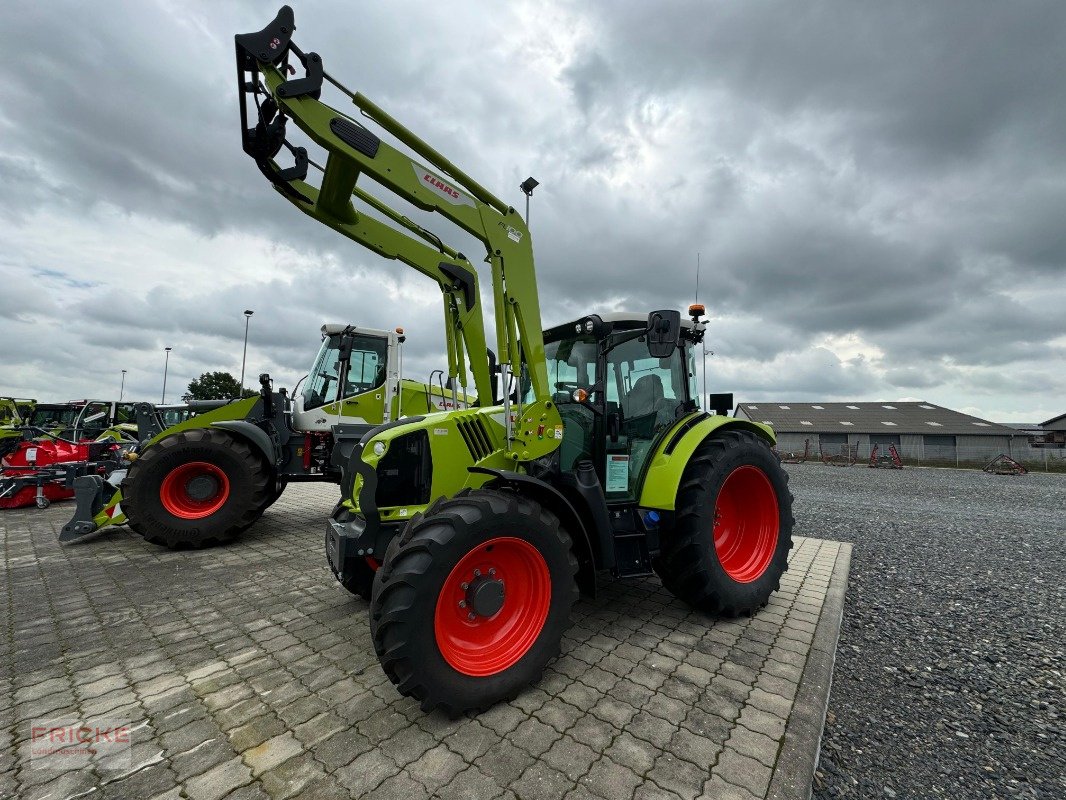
[
  {"x1": 236, "y1": 6, "x2": 794, "y2": 715},
  {"x1": 59, "y1": 324, "x2": 466, "y2": 548}
]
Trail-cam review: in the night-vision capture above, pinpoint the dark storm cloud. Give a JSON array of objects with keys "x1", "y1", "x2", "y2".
[{"x1": 0, "y1": 1, "x2": 1063, "y2": 418}]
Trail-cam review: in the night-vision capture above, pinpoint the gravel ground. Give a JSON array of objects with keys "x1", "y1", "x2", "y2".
[{"x1": 789, "y1": 463, "x2": 1065, "y2": 800}]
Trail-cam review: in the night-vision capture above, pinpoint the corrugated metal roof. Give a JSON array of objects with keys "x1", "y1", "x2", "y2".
[{"x1": 734, "y1": 401, "x2": 1018, "y2": 436}]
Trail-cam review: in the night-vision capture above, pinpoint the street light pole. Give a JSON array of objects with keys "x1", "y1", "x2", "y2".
[
  {"x1": 520, "y1": 177, "x2": 539, "y2": 227},
  {"x1": 162, "y1": 347, "x2": 172, "y2": 403},
  {"x1": 240, "y1": 310, "x2": 254, "y2": 396},
  {"x1": 120, "y1": 369, "x2": 127, "y2": 402}
]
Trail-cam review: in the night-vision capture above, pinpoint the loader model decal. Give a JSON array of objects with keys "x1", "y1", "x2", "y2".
[{"x1": 414, "y1": 164, "x2": 475, "y2": 207}]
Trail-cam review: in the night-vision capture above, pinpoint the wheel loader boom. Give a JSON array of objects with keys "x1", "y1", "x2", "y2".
[{"x1": 235, "y1": 6, "x2": 554, "y2": 426}]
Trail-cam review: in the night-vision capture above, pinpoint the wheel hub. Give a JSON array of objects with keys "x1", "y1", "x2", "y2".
[
  {"x1": 185, "y1": 474, "x2": 219, "y2": 501},
  {"x1": 434, "y1": 537, "x2": 552, "y2": 676},
  {"x1": 159, "y1": 461, "x2": 231, "y2": 520},
  {"x1": 713, "y1": 465, "x2": 779, "y2": 583},
  {"x1": 467, "y1": 575, "x2": 506, "y2": 618}
]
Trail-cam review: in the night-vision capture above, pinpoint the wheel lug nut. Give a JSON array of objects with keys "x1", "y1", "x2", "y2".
[
  {"x1": 458, "y1": 600, "x2": 466, "y2": 608},
  {"x1": 460, "y1": 582, "x2": 468, "y2": 590},
  {"x1": 467, "y1": 612, "x2": 475, "y2": 621},
  {"x1": 473, "y1": 569, "x2": 481, "y2": 577},
  {"x1": 489, "y1": 568, "x2": 496, "y2": 576}
]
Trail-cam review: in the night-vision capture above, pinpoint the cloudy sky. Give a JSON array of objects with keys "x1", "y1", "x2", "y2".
[{"x1": 2, "y1": 1, "x2": 1063, "y2": 423}]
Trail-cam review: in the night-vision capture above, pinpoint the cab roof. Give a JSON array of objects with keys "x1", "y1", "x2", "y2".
[{"x1": 321, "y1": 324, "x2": 393, "y2": 338}]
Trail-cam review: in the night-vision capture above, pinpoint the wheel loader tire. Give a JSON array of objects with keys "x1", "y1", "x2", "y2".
[
  {"x1": 122, "y1": 429, "x2": 271, "y2": 549},
  {"x1": 370, "y1": 488, "x2": 578, "y2": 717},
  {"x1": 258, "y1": 479, "x2": 286, "y2": 514},
  {"x1": 655, "y1": 429, "x2": 794, "y2": 616}
]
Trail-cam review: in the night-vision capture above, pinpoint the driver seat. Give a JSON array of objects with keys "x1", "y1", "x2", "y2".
[{"x1": 625, "y1": 374, "x2": 665, "y2": 419}]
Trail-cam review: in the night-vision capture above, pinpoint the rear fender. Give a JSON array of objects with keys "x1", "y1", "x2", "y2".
[
  {"x1": 210, "y1": 420, "x2": 277, "y2": 466},
  {"x1": 638, "y1": 415, "x2": 775, "y2": 511},
  {"x1": 143, "y1": 396, "x2": 261, "y2": 446}
]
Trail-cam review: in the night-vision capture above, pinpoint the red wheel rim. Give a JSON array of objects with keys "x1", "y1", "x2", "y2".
[
  {"x1": 434, "y1": 536, "x2": 551, "y2": 676},
  {"x1": 159, "y1": 462, "x2": 230, "y2": 520},
  {"x1": 713, "y1": 465, "x2": 779, "y2": 583}
]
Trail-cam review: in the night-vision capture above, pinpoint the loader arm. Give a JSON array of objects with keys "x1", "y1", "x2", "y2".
[{"x1": 235, "y1": 6, "x2": 553, "y2": 423}]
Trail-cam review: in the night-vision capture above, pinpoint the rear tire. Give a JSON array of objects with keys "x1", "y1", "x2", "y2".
[
  {"x1": 655, "y1": 430, "x2": 794, "y2": 616},
  {"x1": 122, "y1": 429, "x2": 270, "y2": 549},
  {"x1": 370, "y1": 488, "x2": 578, "y2": 716}
]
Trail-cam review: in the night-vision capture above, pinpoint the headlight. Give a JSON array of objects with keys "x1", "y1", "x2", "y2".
[
  {"x1": 373, "y1": 441, "x2": 387, "y2": 456},
  {"x1": 585, "y1": 320, "x2": 594, "y2": 332}
]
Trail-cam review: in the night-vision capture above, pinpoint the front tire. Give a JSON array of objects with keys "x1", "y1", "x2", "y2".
[
  {"x1": 122, "y1": 429, "x2": 271, "y2": 549},
  {"x1": 655, "y1": 430, "x2": 794, "y2": 616},
  {"x1": 370, "y1": 489, "x2": 578, "y2": 716}
]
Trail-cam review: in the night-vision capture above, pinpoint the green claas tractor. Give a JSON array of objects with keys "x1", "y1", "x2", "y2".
[
  {"x1": 0, "y1": 397, "x2": 36, "y2": 459},
  {"x1": 0, "y1": 397, "x2": 35, "y2": 427},
  {"x1": 60, "y1": 323, "x2": 467, "y2": 547},
  {"x1": 236, "y1": 7, "x2": 794, "y2": 715}
]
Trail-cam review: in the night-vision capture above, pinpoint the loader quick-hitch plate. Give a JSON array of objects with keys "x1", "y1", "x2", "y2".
[
  {"x1": 234, "y1": 5, "x2": 295, "y2": 70},
  {"x1": 235, "y1": 5, "x2": 320, "y2": 202}
]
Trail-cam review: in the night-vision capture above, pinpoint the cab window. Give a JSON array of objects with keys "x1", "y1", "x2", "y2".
[{"x1": 302, "y1": 334, "x2": 389, "y2": 411}]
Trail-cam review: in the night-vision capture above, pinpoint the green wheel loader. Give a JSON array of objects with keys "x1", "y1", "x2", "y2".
[
  {"x1": 236, "y1": 7, "x2": 794, "y2": 715},
  {"x1": 60, "y1": 324, "x2": 467, "y2": 548}
]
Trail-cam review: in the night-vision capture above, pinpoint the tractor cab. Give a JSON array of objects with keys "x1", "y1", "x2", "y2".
[
  {"x1": 534, "y1": 311, "x2": 701, "y2": 499},
  {"x1": 292, "y1": 324, "x2": 399, "y2": 432}
]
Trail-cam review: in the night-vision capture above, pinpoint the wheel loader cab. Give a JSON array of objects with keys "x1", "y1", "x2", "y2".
[{"x1": 292, "y1": 325, "x2": 397, "y2": 432}]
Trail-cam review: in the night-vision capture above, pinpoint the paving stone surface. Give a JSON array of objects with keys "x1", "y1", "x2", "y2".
[{"x1": 0, "y1": 483, "x2": 846, "y2": 799}]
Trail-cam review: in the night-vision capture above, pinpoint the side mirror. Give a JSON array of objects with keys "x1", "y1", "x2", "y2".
[
  {"x1": 708, "y1": 392, "x2": 733, "y2": 416},
  {"x1": 337, "y1": 334, "x2": 354, "y2": 364},
  {"x1": 646, "y1": 310, "x2": 681, "y2": 358}
]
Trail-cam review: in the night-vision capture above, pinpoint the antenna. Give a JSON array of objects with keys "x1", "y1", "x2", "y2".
[
  {"x1": 695, "y1": 252, "x2": 700, "y2": 304},
  {"x1": 696, "y1": 253, "x2": 708, "y2": 408}
]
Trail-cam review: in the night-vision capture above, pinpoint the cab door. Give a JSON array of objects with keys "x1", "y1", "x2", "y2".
[{"x1": 602, "y1": 338, "x2": 688, "y2": 501}]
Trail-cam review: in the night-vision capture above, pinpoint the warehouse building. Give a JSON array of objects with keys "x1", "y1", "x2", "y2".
[
  {"x1": 733, "y1": 401, "x2": 1021, "y2": 466},
  {"x1": 1035, "y1": 412, "x2": 1066, "y2": 447}
]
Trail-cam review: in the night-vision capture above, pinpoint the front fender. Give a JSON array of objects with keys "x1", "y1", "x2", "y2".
[
  {"x1": 469, "y1": 467, "x2": 598, "y2": 597},
  {"x1": 638, "y1": 414, "x2": 775, "y2": 510}
]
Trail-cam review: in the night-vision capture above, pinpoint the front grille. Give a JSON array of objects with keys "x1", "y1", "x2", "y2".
[
  {"x1": 456, "y1": 416, "x2": 493, "y2": 462},
  {"x1": 376, "y1": 430, "x2": 431, "y2": 507}
]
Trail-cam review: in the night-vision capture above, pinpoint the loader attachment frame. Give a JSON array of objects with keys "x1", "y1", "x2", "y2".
[{"x1": 234, "y1": 6, "x2": 557, "y2": 441}]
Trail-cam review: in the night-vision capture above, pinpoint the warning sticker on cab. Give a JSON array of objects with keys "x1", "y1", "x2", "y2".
[
  {"x1": 606, "y1": 454, "x2": 630, "y2": 493},
  {"x1": 554, "y1": 425, "x2": 563, "y2": 440}
]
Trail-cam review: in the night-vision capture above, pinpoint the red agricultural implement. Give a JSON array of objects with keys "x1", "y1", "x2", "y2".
[
  {"x1": 779, "y1": 438, "x2": 811, "y2": 464},
  {"x1": 821, "y1": 444, "x2": 858, "y2": 467},
  {"x1": 869, "y1": 443, "x2": 903, "y2": 469},
  {"x1": 983, "y1": 454, "x2": 1028, "y2": 476},
  {"x1": 0, "y1": 439, "x2": 125, "y2": 509}
]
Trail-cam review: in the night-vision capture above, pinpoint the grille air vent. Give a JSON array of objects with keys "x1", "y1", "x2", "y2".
[{"x1": 456, "y1": 416, "x2": 493, "y2": 462}]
